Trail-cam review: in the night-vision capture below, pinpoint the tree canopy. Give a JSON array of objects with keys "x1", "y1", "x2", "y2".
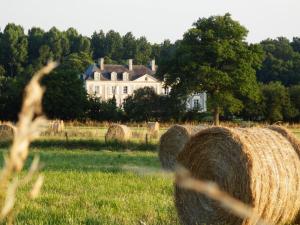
[{"x1": 158, "y1": 13, "x2": 264, "y2": 125}]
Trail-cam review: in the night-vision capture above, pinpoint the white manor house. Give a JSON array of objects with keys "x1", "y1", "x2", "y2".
[{"x1": 83, "y1": 58, "x2": 207, "y2": 111}]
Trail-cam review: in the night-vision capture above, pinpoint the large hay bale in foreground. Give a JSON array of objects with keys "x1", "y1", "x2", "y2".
[
  {"x1": 105, "y1": 124, "x2": 132, "y2": 142},
  {"x1": 159, "y1": 125, "x2": 204, "y2": 170},
  {"x1": 0, "y1": 124, "x2": 15, "y2": 141},
  {"x1": 175, "y1": 127, "x2": 300, "y2": 225},
  {"x1": 147, "y1": 122, "x2": 160, "y2": 138}
]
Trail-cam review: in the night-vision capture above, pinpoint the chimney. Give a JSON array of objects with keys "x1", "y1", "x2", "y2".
[
  {"x1": 98, "y1": 58, "x2": 104, "y2": 70},
  {"x1": 128, "y1": 59, "x2": 133, "y2": 71},
  {"x1": 151, "y1": 59, "x2": 156, "y2": 71}
]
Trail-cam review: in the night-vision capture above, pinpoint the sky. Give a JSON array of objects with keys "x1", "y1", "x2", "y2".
[{"x1": 0, "y1": 0, "x2": 299, "y2": 44}]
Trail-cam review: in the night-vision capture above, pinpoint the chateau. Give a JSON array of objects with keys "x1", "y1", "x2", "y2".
[{"x1": 83, "y1": 58, "x2": 207, "y2": 111}]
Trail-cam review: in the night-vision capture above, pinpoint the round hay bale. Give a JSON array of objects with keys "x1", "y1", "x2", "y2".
[
  {"x1": 48, "y1": 120, "x2": 64, "y2": 134},
  {"x1": 0, "y1": 124, "x2": 16, "y2": 141},
  {"x1": 59, "y1": 120, "x2": 65, "y2": 132},
  {"x1": 175, "y1": 127, "x2": 300, "y2": 225},
  {"x1": 159, "y1": 125, "x2": 204, "y2": 170},
  {"x1": 147, "y1": 122, "x2": 160, "y2": 138},
  {"x1": 105, "y1": 124, "x2": 132, "y2": 142},
  {"x1": 268, "y1": 125, "x2": 300, "y2": 155}
]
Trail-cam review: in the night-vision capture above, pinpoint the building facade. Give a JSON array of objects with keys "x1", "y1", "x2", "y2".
[{"x1": 83, "y1": 58, "x2": 206, "y2": 112}]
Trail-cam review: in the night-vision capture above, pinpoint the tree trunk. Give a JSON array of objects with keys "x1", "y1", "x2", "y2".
[{"x1": 213, "y1": 106, "x2": 220, "y2": 126}]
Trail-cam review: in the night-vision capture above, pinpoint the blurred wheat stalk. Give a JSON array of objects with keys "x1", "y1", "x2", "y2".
[{"x1": 0, "y1": 62, "x2": 57, "y2": 224}]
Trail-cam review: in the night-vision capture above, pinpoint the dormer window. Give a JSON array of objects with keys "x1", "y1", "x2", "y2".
[
  {"x1": 123, "y1": 72, "x2": 129, "y2": 81},
  {"x1": 111, "y1": 72, "x2": 117, "y2": 81},
  {"x1": 94, "y1": 72, "x2": 101, "y2": 81}
]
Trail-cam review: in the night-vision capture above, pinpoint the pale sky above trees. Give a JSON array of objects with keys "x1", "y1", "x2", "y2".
[{"x1": 0, "y1": 0, "x2": 299, "y2": 43}]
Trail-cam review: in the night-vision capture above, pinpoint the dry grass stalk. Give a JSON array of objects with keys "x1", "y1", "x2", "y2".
[
  {"x1": 175, "y1": 167, "x2": 272, "y2": 225},
  {"x1": 0, "y1": 62, "x2": 57, "y2": 222},
  {"x1": 30, "y1": 175, "x2": 44, "y2": 199},
  {"x1": 175, "y1": 126, "x2": 300, "y2": 225},
  {"x1": 105, "y1": 124, "x2": 132, "y2": 142},
  {"x1": 146, "y1": 122, "x2": 160, "y2": 138},
  {"x1": 159, "y1": 125, "x2": 205, "y2": 170}
]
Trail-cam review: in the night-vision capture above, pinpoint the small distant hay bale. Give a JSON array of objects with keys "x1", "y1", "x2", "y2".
[
  {"x1": 59, "y1": 120, "x2": 65, "y2": 132},
  {"x1": 105, "y1": 124, "x2": 132, "y2": 142},
  {"x1": 48, "y1": 120, "x2": 65, "y2": 133},
  {"x1": 0, "y1": 124, "x2": 16, "y2": 141},
  {"x1": 175, "y1": 127, "x2": 300, "y2": 225},
  {"x1": 159, "y1": 125, "x2": 204, "y2": 170},
  {"x1": 147, "y1": 122, "x2": 160, "y2": 138}
]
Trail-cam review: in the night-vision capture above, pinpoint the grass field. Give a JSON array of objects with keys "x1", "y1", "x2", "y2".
[
  {"x1": 0, "y1": 127, "x2": 299, "y2": 224},
  {"x1": 0, "y1": 127, "x2": 179, "y2": 225}
]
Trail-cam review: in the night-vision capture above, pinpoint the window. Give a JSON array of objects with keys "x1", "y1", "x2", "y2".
[
  {"x1": 112, "y1": 86, "x2": 116, "y2": 95},
  {"x1": 123, "y1": 72, "x2": 129, "y2": 81},
  {"x1": 145, "y1": 77, "x2": 148, "y2": 81},
  {"x1": 88, "y1": 84, "x2": 93, "y2": 94},
  {"x1": 95, "y1": 86, "x2": 100, "y2": 94},
  {"x1": 164, "y1": 88, "x2": 169, "y2": 95},
  {"x1": 194, "y1": 99, "x2": 200, "y2": 109},
  {"x1": 94, "y1": 72, "x2": 100, "y2": 81},
  {"x1": 111, "y1": 72, "x2": 117, "y2": 81},
  {"x1": 123, "y1": 86, "x2": 128, "y2": 94}
]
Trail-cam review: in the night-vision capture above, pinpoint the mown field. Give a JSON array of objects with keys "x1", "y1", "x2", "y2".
[{"x1": 0, "y1": 126, "x2": 299, "y2": 224}]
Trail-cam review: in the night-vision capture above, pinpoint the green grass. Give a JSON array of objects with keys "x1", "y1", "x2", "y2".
[
  {"x1": 0, "y1": 143, "x2": 179, "y2": 225},
  {"x1": 0, "y1": 127, "x2": 298, "y2": 224}
]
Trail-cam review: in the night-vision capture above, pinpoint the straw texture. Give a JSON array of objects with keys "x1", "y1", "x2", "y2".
[
  {"x1": 147, "y1": 122, "x2": 160, "y2": 138},
  {"x1": 0, "y1": 124, "x2": 15, "y2": 141},
  {"x1": 48, "y1": 120, "x2": 64, "y2": 133},
  {"x1": 175, "y1": 127, "x2": 300, "y2": 225},
  {"x1": 105, "y1": 124, "x2": 132, "y2": 142},
  {"x1": 159, "y1": 125, "x2": 204, "y2": 170}
]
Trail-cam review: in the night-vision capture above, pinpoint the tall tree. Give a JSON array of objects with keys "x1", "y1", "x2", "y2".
[
  {"x1": 104, "y1": 30, "x2": 123, "y2": 61},
  {"x1": 123, "y1": 87, "x2": 159, "y2": 121},
  {"x1": 66, "y1": 28, "x2": 91, "y2": 54},
  {"x1": 0, "y1": 23, "x2": 28, "y2": 76},
  {"x1": 91, "y1": 30, "x2": 106, "y2": 59},
  {"x1": 122, "y1": 32, "x2": 137, "y2": 60},
  {"x1": 261, "y1": 82, "x2": 298, "y2": 122},
  {"x1": 28, "y1": 27, "x2": 45, "y2": 65},
  {"x1": 289, "y1": 85, "x2": 300, "y2": 121},
  {"x1": 158, "y1": 13, "x2": 263, "y2": 125},
  {"x1": 135, "y1": 37, "x2": 152, "y2": 64},
  {"x1": 257, "y1": 37, "x2": 300, "y2": 86},
  {"x1": 43, "y1": 27, "x2": 70, "y2": 60}
]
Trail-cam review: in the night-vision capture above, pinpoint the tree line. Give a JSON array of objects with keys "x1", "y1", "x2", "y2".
[
  {"x1": 0, "y1": 23, "x2": 161, "y2": 78},
  {"x1": 1, "y1": 15, "x2": 300, "y2": 124}
]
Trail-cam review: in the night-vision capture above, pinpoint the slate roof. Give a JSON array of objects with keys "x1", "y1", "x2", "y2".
[{"x1": 84, "y1": 63, "x2": 158, "y2": 81}]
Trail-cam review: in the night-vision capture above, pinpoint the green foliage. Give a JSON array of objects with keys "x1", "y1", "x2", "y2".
[
  {"x1": 289, "y1": 85, "x2": 300, "y2": 121},
  {"x1": 124, "y1": 87, "x2": 159, "y2": 121},
  {"x1": 28, "y1": 27, "x2": 45, "y2": 65},
  {"x1": 158, "y1": 13, "x2": 263, "y2": 124},
  {"x1": 0, "y1": 23, "x2": 28, "y2": 76},
  {"x1": 87, "y1": 95, "x2": 124, "y2": 121},
  {"x1": 123, "y1": 87, "x2": 187, "y2": 122},
  {"x1": 2, "y1": 21, "x2": 300, "y2": 122},
  {"x1": 257, "y1": 37, "x2": 300, "y2": 86},
  {"x1": 261, "y1": 82, "x2": 298, "y2": 122},
  {"x1": 0, "y1": 76, "x2": 24, "y2": 121},
  {"x1": 39, "y1": 52, "x2": 93, "y2": 120}
]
